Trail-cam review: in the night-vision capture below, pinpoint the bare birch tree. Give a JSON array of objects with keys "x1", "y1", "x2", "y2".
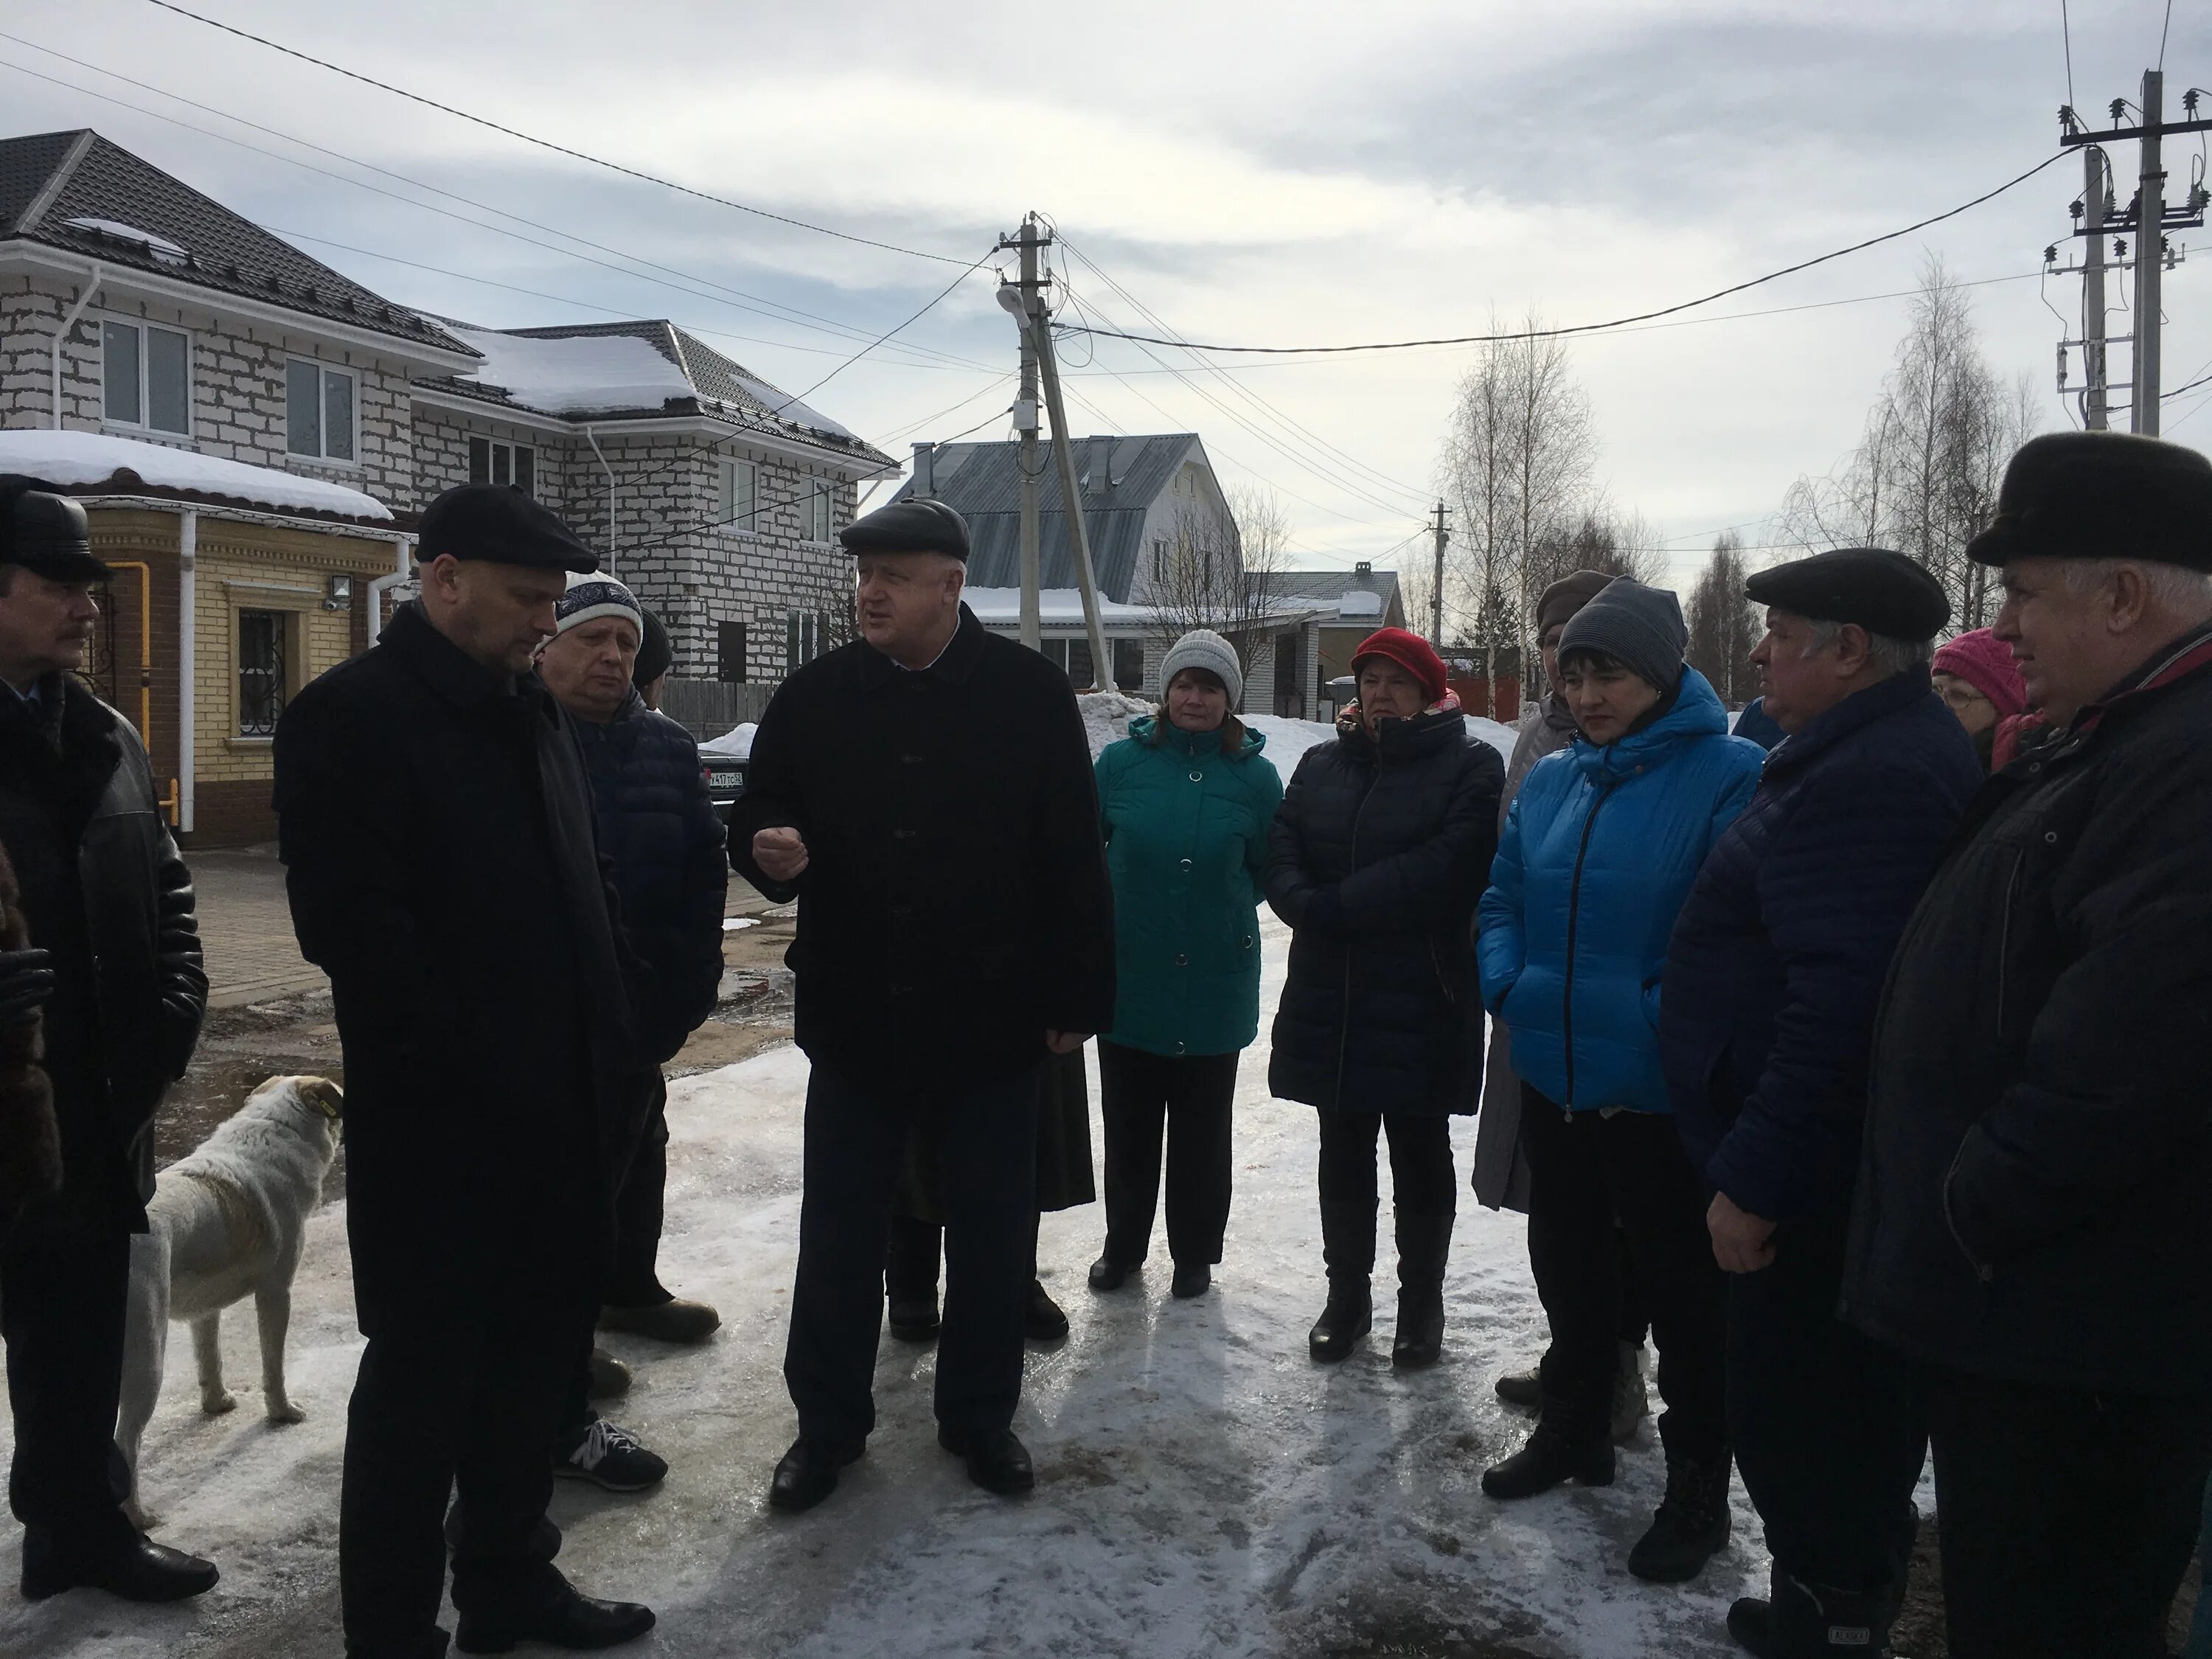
[
  {"x1": 1142, "y1": 484, "x2": 1292, "y2": 701},
  {"x1": 1686, "y1": 532, "x2": 1760, "y2": 706}
]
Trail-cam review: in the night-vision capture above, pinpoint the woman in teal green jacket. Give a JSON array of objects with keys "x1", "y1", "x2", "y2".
[{"x1": 1089, "y1": 631, "x2": 1283, "y2": 1300}]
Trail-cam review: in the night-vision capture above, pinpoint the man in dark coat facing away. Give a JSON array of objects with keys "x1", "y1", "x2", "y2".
[
  {"x1": 274, "y1": 484, "x2": 653, "y2": 1658},
  {"x1": 0, "y1": 479, "x2": 215, "y2": 1605},
  {"x1": 1661, "y1": 548, "x2": 1978, "y2": 1657},
  {"x1": 1841, "y1": 433, "x2": 2212, "y2": 1659},
  {"x1": 730, "y1": 495, "x2": 1115, "y2": 1512}
]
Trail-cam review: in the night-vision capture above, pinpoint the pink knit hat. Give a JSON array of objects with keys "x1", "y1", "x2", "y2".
[{"x1": 1932, "y1": 628, "x2": 2028, "y2": 718}]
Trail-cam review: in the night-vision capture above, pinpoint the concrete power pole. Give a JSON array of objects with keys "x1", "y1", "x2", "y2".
[
  {"x1": 1428, "y1": 501, "x2": 1450, "y2": 644},
  {"x1": 1031, "y1": 313, "x2": 1116, "y2": 690},
  {"x1": 2059, "y1": 74, "x2": 2208, "y2": 437},
  {"x1": 995, "y1": 216, "x2": 1048, "y2": 648}
]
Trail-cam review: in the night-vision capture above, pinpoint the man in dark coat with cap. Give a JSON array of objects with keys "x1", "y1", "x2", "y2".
[
  {"x1": 1660, "y1": 548, "x2": 1979, "y2": 1656},
  {"x1": 1841, "y1": 433, "x2": 2212, "y2": 1659},
  {"x1": 731, "y1": 495, "x2": 1114, "y2": 1512},
  {"x1": 0, "y1": 479, "x2": 216, "y2": 1604},
  {"x1": 274, "y1": 484, "x2": 654, "y2": 1658}
]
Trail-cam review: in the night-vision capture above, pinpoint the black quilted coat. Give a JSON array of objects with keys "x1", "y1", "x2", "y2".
[{"x1": 1264, "y1": 704, "x2": 1502, "y2": 1116}]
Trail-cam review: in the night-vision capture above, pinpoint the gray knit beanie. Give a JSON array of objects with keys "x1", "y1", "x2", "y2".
[
  {"x1": 1158, "y1": 628, "x2": 1243, "y2": 709},
  {"x1": 1556, "y1": 578, "x2": 1687, "y2": 692}
]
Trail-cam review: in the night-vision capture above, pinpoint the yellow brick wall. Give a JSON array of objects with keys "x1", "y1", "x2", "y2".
[{"x1": 192, "y1": 524, "x2": 377, "y2": 787}]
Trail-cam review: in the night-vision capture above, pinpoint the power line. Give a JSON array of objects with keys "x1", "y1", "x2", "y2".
[
  {"x1": 2160, "y1": 0, "x2": 2175, "y2": 72},
  {"x1": 139, "y1": 0, "x2": 973, "y2": 266},
  {"x1": 1061, "y1": 152, "x2": 2072, "y2": 355},
  {"x1": 2063, "y1": 0, "x2": 2076, "y2": 107},
  {"x1": 0, "y1": 41, "x2": 998, "y2": 374}
]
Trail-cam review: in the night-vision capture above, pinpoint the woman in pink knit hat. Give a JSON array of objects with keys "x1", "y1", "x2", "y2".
[{"x1": 1930, "y1": 628, "x2": 2032, "y2": 771}]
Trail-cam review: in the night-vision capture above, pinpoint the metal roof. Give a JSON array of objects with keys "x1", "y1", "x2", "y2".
[
  {"x1": 891, "y1": 434, "x2": 1206, "y2": 602},
  {"x1": 0, "y1": 130, "x2": 470, "y2": 356},
  {"x1": 1270, "y1": 566, "x2": 1405, "y2": 622}
]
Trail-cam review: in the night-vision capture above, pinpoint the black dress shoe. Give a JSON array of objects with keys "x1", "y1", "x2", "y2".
[
  {"x1": 21, "y1": 1530, "x2": 220, "y2": 1602},
  {"x1": 936, "y1": 1425, "x2": 1035, "y2": 1495},
  {"x1": 886, "y1": 1292, "x2": 942, "y2": 1343},
  {"x1": 1480, "y1": 1424, "x2": 1616, "y2": 1500},
  {"x1": 455, "y1": 1587, "x2": 655, "y2": 1653},
  {"x1": 1024, "y1": 1279, "x2": 1070, "y2": 1342},
  {"x1": 767, "y1": 1436, "x2": 863, "y2": 1513},
  {"x1": 1088, "y1": 1255, "x2": 1133, "y2": 1291},
  {"x1": 1170, "y1": 1263, "x2": 1211, "y2": 1298}
]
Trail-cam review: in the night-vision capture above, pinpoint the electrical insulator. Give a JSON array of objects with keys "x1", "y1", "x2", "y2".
[
  {"x1": 2057, "y1": 343, "x2": 2070, "y2": 389},
  {"x1": 2117, "y1": 238, "x2": 2129, "y2": 260},
  {"x1": 2070, "y1": 198, "x2": 2084, "y2": 220}
]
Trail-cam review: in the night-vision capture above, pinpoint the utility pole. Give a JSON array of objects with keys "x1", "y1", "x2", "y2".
[
  {"x1": 2058, "y1": 79, "x2": 2209, "y2": 436},
  {"x1": 1428, "y1": 501, "x2": 1450, "y2": 644},
  {"x1": 1031, "y1": 310, "x2": 1116, "y2": 690},
  {"x1": 995, "y1": 215, "x2": 1048, "y2": 648}
]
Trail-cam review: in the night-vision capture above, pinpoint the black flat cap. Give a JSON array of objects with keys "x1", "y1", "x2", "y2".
[
  {"x1": 1747, "y1": 546, "x2": 1950, "y2": 642},
  {"x1": 838, "y1": 495, "x2": 968, "y2": 561},
  {"x1": 0, "y1": 476, "x2": 110, "y2": 583},
  {"x1": 1966, "y1": 432, "x2": 2212, "y2": 571},
  {"x1": 419, "y1": 483, "x2": 598, "y2": 574}
]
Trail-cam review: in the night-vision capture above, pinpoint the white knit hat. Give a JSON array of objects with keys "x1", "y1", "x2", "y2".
[
  {"x1": 1158, "y1": 629, "x2": 1242, "y2": 709},
  {"x1": 553, "y1": 571, "x2": 644, "y2": 636}
]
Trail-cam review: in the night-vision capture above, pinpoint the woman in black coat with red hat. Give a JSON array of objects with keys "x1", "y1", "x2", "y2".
[{"x1": 1265, "y1": 627, "x2": 1502, "y2": 1367}]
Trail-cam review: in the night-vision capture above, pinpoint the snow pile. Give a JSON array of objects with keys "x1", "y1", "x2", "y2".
[
  {"x1": 442, "y1": 324, "x2": 695, "y2": 416},
  {"x1": 703, "y1": 722, "x2": 757, "y2": 761},
  {"x1": 1466, "y1": 714, "x2": 1517, "y2": 762},
  {"x1": 0, "y1": 922, "x2": 1787, "y2": 1658},
  {"x1": 1077, "y1": 690, "x2": 1151, "y2": 757},
  {"x1": 0, "y1": 430, "x2": 392, "y2": 521},
  {"x1": 1242, "y1": 712, "x2": 1337, "y2": 774}
]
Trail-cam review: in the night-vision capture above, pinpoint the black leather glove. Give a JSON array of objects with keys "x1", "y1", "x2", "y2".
[{"x1": 0, "y1": 946, "x2": 56, "y2": 1028}]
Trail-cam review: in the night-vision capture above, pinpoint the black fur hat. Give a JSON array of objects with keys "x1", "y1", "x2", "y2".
[{"x1": 1967, "y1": 433, "x2": 2212, "y2": 571}]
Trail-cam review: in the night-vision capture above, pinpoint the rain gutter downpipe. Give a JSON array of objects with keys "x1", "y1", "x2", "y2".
[
  {"x1": 366, "y1": 534, "x2": 412, "y2": 648},
  {"x1": 51, "y1": 262, "x2": 102, "y2": 428},
  {"x1": 585, "y1": 425, "x2": 616, "y2": 578}
]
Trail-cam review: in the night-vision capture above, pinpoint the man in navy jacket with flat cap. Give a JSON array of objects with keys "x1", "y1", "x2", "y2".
[
  {"x1": 731, "y1": 495, "x2": 1114, "y2": 1512},
  {"x1": 1662, "y1": 546, "x2": 1979, "y2": 1658},
  {"x1": 275, "y1": 484, "x2": 654, "y2": 1658},
  {"x1": 1843, "y1": 433, "x2": 2212, "y2": 1659}
]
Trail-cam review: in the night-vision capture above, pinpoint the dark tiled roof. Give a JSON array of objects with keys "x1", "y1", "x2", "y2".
[
  {"x1": 890, "y1": 434, "x2": 1204, "y2": 602},
  {"x1": 0, "y1": 130, "x2": 470, "y2": 356},
  {"x1": 418, "y1": 317, "x2": 893, "y2": 467},
  {"x1": 1271, "y1": 567, "x2": 1405, "y2": 622}
]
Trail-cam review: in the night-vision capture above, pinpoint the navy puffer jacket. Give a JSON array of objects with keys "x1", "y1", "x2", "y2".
[
  {"x1": 1662, "y1": 667, "x2": 1980, "y2": 1221},
  {"x1": 1265, "y1": 702, "x2": 1503, "y2": 1116},
  {"x1": 574, "y1": 689, "x2": 728, "y2": 1065}
]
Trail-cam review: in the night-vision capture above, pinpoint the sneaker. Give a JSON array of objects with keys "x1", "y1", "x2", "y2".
[
  {"x1": 1611, "y1": 1341, "x2": 1650, "y2": 1444},
  {"x1": 1627, "y1": 1453, "x2": 1733, "y2": 1582},
  {"x1": 553, "y1": 1419, "x2": 668, "y2": 1493}
]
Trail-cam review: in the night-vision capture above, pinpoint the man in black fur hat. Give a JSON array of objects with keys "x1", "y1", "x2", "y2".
[{"x1": 731, "y1": 497, "x2": 1114, "y2": 1511}]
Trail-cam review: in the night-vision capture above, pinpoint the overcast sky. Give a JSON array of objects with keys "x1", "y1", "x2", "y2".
[{"x1": 4, "y1": 0, "x2": 2206, "y2": 585}]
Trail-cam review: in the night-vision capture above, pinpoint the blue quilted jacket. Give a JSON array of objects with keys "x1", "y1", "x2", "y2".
[
  {"x1": 574, "y1": 689, "x2": 729, "y2": 1065},
  {"x1": 1477, "y1": 668, "x2": 1763, "y2": 1114}
]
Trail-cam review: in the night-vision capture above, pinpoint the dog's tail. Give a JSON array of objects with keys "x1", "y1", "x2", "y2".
[{"x1": 0, "y1": 840, "x2": 60, "y2": 1231}]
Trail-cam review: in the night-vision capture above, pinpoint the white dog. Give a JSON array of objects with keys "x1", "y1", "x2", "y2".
[{"x1": 117, "y1": 1074, "x2": 343, "y2": 1527}]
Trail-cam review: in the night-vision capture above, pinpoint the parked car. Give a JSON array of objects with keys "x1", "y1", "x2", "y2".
[{"x1": 698, "y1": 723, "x2": 754, "y2": 825}]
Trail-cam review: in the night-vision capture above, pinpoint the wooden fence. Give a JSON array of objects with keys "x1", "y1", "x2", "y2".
[{"x1": 659, "y1": 678, "x2": 777, "y2": 740}]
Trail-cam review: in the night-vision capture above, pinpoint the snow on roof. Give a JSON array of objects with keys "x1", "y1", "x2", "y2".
[
  {"x1": 440, "y1": 324, "x2": 694, "y2": 417},
  {"x1": 1338, "y1": 590, "x2": 1383, "y2": 618},
  {"x1": 0, "y1": 429, "x2": 392, "y2": 522},
  {"x1": 60, "y1": 216, "x2": 187, "y2": 266},
  {"x1": 729, "y1": 369, "x2": 855, "y2": 442},
  {"x1": 962, "y1": 587, "x2": 1156, "y2": 626}
]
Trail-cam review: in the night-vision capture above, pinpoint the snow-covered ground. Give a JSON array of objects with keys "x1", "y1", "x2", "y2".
[{"x1": 0, "y1": 921, "x2": 1787, "y2": 1659}]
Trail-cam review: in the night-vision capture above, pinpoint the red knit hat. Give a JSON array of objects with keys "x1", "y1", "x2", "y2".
[
  {"x1": 1931, "y1": 627, "x2": 2028, "y2": 719},
  {"x1": 1350, "y1": 627, "x2": 1449, "y2": 706}
]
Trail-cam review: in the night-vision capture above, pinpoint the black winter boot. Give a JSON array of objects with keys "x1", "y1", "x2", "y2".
[
  {"x1": 1389, "y1": 1211, "x2": 1453, "y2": 1368},
  {"x1": 1308, "y1": 1200, "x2": 1375, "y2": 1362},
  {"x1": 1727, "y1": 1570, "x2": 1894, "y2": 1658},
  {"x1": 1627, "y1": 1452, "x2": 1733, "y2": 1582},
  {"x1": 1480, "y1": 1422, "x2": 1616, "y2": 1499}
]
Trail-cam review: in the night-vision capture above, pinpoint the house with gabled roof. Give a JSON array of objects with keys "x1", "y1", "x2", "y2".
[
  {"x1": 1270, "y1": 561, "x2": 1410, "y2": 686},
  {"x1": 413, "y1": 317, "x2": 896, "y2": 684},
  {"x1": 887, "y1": 432, "x2": 1324, "y2": 717},
  {"x1": 0, "y1": 127, "x2": 894, "y2": 841}
]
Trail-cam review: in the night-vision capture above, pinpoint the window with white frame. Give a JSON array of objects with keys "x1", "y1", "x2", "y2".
[
  {"x1": 784, "y1": 609, "x2": 819, "y2": 673},
  {"x1": 804, "y1": 479, "x2": 834, "y2": 543},
  {"x1": 717, "y1": 458, "x2": 757, "y2": 531},
  {"x1": 102, "y1": 319, "x2": 190, "y2": 436},
  {"x1": 468, "y1": 436, "x2": 535, "y2": 497},
  {"x1": 286, "y1": 359, "x2": 357, "y2": 463}
]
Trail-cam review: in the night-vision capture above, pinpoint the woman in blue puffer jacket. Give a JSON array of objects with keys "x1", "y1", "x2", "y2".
[{"x1": 1474, "y1": 578, "x2": 1763, "y2": 1588}]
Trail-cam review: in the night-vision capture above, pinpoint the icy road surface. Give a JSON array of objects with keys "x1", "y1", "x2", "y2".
[{"x1": 1, "y1": 918, "x2": 1775, "y2": 1658}]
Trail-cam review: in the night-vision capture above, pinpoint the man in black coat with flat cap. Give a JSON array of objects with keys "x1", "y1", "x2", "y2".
[
  {"x1": 1661, "y1": 548, "x2": 1979, "y2": 1657},
  {"x1": 1842, "y1": 433, "x2": 2212, "y2": 1659},
  {"x1": 274, "y1": 484, "x2": 653, "y2": 1658},
  {"x1": 0, "y1": 479, "x2": 216, "y2": 1606},
  {"x1": 731, "y1": 495, "x2": 1114, "y2": 1512}
]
